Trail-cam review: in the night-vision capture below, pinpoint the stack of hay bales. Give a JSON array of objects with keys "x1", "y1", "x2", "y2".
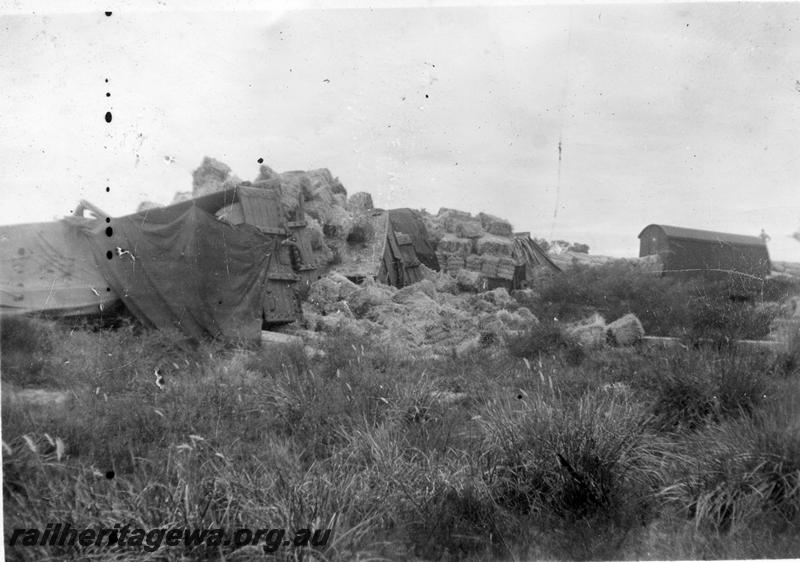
[
  {"x1": 435, "y1": 234, "x2": 473, "y2": 276},
  {"x1": 426, "y1": 207, "x2": 522, "y2": 287}
]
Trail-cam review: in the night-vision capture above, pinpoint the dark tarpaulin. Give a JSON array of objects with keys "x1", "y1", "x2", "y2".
[
  {"x1": 387, "y1": 208, "x2": 439, "y2": 271},
  {"x1": 85, "y1": 199, "x2": 272, "y2": 343}
]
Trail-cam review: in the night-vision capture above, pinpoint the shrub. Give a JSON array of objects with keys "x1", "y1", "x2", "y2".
[
  {"x1": 648, "y1": 348, "x2": 769, "y2": 432},
  {"x1": 479, "y1": 391, "x2": 657, "y2": 525},
  {"x1": 660, "y1": 388, "x2": 800, "y2": 534},
  {"x1": 507, "y1": 321, "x2": 585, "y2": 366}
]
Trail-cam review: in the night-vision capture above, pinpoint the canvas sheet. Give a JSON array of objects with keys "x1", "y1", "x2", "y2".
[
  {"x1": 86, "y1": 202, "x2": 272, "y2": 343},
  {"x1": 0, "y1": 219, "x2": 118, "y2": 316}
]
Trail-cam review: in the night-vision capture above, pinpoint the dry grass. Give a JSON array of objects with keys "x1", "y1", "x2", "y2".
[{"x1": 3, "y1": 272, "x2": 800, "y2": 561}]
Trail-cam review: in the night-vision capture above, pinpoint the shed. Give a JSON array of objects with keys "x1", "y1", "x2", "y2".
[{"x1": 638, "y1": 224, "x2": 771, "y2": 284}]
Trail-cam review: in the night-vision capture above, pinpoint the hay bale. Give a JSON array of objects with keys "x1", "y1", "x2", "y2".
[
  {"x1": 445, "y1": 254, "x2": 466, "y2": 274},
  {"x1": 481, "y1": 255, "x2": 501, "y2": 277},
  {"x1": 346, "y1": 281, "x2": 395, "y2": 317},
  {"x1": 478, "y1": 212, "x2": 513, "y2": 237},
  {"x1": 496, "y1": 256, "x2": 516, "y2": 280},
  {"x1": 566, "y1": 313, "x2": 607, "y2": 348},
  {"x1": 394, "y1": 279, "x2": 437, "y2": 302},
  {"x1": 347, "y1": 192, "x2": 374, "y2": 211},
  {"x1": 476, "y1": 234, "x2": 514, "y2": 256},
  {"x1": 606, "y1": 313, "x2": 644, "y2": 346},
  {"x1": 346, "y1": 214, "x2": 376, "y2": 243},
  {"x1": 438, "y1": 207, "x2": 471, "y2": 219},
  {"x1": 192, "y1": 156, "x2": 242, "y2": 197},
  {"x1": 453, "y1": 219, "x2": 484, "y2": 239},
  {"x1": 438, "y1": 234, "x2": 473, "y2": 256},
  {"x1": 481, "y1": 287, "x2": 513, "y2": 308},
  {"x1": 422, "y1": 214, "x2": 446, "y2": 247},
  {"x1": 466, "y1": 254, "x2": 483, "y2": 271},
  {"x1": 456, "y1": 269, "x2": 485, "y2": 292}
]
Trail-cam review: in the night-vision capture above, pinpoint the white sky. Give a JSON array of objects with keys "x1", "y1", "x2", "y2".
[{"x1": 2, "y1": 2, "x2": 799, "y2": 260}]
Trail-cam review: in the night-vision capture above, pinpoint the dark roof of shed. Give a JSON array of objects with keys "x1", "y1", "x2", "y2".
[{"x1": 638, "y1": 224, "x2": 766, "y2": 247}]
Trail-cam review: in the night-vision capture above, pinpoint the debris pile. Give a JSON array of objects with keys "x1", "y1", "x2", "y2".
[
  {"x1": 173, "y1": 157, "x2": 560, "y2": 294},
  {"x1": 298, "y1": 273, "x2": 539, "y2": 357}
]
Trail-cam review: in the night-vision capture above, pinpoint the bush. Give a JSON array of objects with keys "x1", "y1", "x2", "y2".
[
  {"x1": 660, "y1": 388, "x2": 800, "y2": 534},
  {"x1": 507, "y1": 321, "x2": 585, "y2": 366},
  {"x1": 480, "y1": 391, "x2": 657, "y2": 526},
  {"x1": 648, "y1": 348, "x2": 769, "y2": 432}
]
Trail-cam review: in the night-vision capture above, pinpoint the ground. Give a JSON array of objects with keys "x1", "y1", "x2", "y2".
[{"x1": 3, "y1": 263, "x2": 800, "y2": 561}]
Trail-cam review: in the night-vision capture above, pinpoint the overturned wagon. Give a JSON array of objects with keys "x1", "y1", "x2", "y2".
[{"x1": 0, "y1": 186, "x2": 319, "y2": 343}]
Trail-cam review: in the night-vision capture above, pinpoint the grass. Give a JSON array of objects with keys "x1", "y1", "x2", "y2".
[{"x1": 3, "y1": 268, "x2": 800, "y2": 560}]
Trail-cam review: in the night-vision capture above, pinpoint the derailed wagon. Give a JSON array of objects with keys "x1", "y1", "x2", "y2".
[{"x1": 0, "y1": 185, "x2": 319, "y2": 344}]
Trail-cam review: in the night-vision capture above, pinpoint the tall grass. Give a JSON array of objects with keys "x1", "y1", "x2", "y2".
[{"x1": 4, "y1": 301, "x2": 800, "y2": 560}]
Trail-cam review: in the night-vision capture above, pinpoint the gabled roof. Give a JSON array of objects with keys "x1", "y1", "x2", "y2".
[{"x1": 638, "y1": 224, "x2": 766, "y2": 247}]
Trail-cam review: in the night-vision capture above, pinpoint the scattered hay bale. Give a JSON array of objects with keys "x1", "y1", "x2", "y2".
[
  {"x1": 566, "y1": 313, "x2": 607, "y2": 348},
  {"x1": 346, "y1": 280, "x2": 395, "y2": 317},
  {"x1": 455, "y1": 335, "x2": 482, "y2": 357},
  {"x1": 515, "y1": 306, "x2": 538, "y2": 324},
  {"x1": 606, "y1": 313, "x2": 644, "y2": 346},
  {"x1": 476, "y1": 234, "x2": 514, "y2": 256},
  {"x1": 307, "y1": 273, "x2": 359, "y2": 313},
  {"x1": 480, "y1": 287, "x2": 513, "y2": 308},
  {"x1": 394, "y1": 279, "x2": 437, "y2": 304},
  {"x1": 456, "y1": 269, "x2": 485, "y2": 292}
]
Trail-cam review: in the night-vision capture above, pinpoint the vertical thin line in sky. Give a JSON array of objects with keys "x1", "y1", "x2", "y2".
[{"x1": 550, "y1": 10, "x2": 573, "y2": 239}]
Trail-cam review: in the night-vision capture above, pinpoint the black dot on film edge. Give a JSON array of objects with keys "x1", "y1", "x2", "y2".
[
  {"x1": 105, "y1": 470, "x2": 115, "y2": 479},
  {"x1": 257, "y1": 157, "x2": 264, "y2": 164},
  {"x1": 105, "y1": 226, "x2": 113, "y2": 237},
  {"x1": 105, "y1": 11, "x2": 112, "y2": 17},
  {"x1": 105, "y1": 78, "x2": 109, "y2": 83},
  {"x1": 106, "y1": 251, "x2": 113, "y2": 260},
  {"x1": 106, "y1": 92, "x2": 111, "y2": 97},
  {"x1": 105, "y1": 112, "x2": 112, "y2": 123}
]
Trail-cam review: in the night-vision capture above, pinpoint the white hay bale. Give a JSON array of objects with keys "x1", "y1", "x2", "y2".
[
  {"x1": 566, "y1": 313, "x2": 607, "y2": 348},
  {"x1": 606, "y1": 313, "x2": 645, "y2": 346}
]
